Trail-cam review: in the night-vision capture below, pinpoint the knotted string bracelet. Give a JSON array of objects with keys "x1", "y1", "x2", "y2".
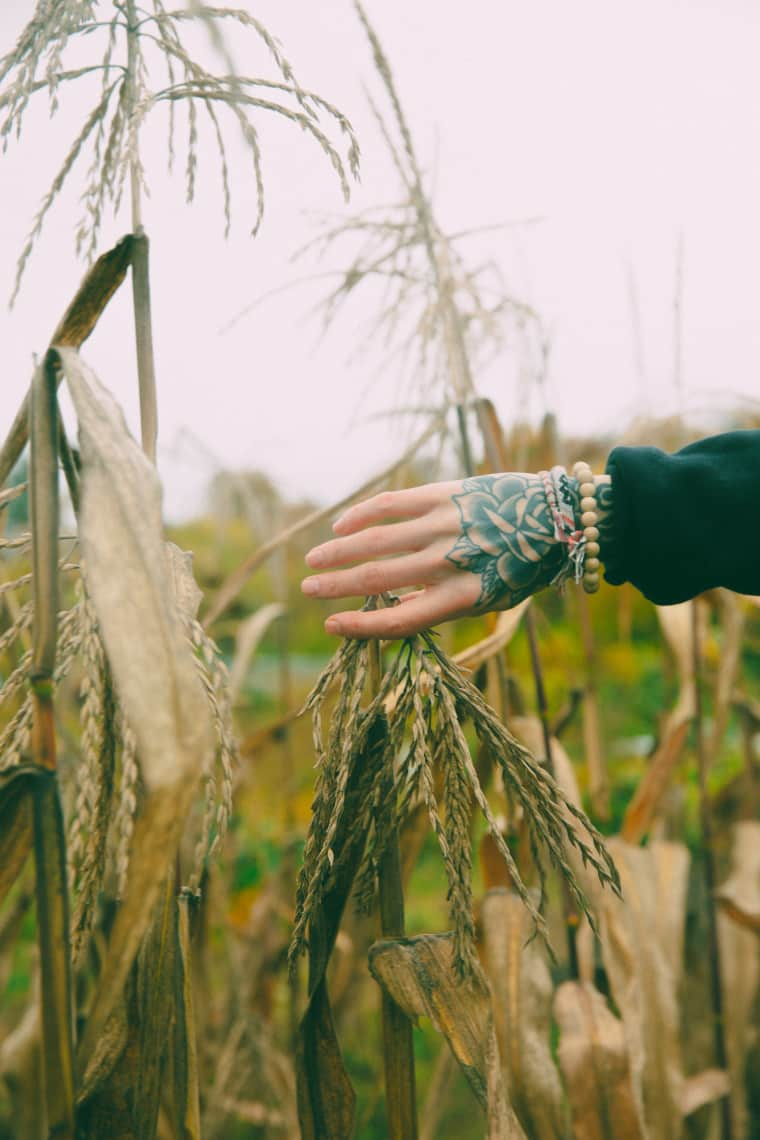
[{"x1": 539, "y1": 463, "x2": 600, "y2": 594}]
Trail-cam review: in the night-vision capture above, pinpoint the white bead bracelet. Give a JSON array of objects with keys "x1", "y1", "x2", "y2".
[{"x1": 572, "y1": 461, "x2": 600, "y2": 594}]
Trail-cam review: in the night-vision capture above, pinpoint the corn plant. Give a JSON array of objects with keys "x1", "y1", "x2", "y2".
[{"x1": 0, "y1": 4, "x2": 360, "y2": 1136}]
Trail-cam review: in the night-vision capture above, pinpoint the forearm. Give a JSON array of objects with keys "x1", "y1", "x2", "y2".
[{"x1": 602, "y1": 430, "x2": 760, "y2": 603}]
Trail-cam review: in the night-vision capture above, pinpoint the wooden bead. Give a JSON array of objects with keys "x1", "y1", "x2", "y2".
[
  {"x1": 579, "y1": 482, "x2": 595, "y2": 498},
  {"x1": 580, "y1": 496, "x2": 596, "y2": 513},
  {"x1": 585, "y1": 557, "x2": 600, "y2": 571},
  {"x1": 583, "y1": 575, "x2": 600, "y2": 594},
  {"x1": 584, "y1": 526, "x2": 599, "y2": 541},
  {"x1": 585, "y1": 541, "x2": 600, "y2": 556},
  {"x1": 581, "y1": 511, "x2": 597, "y2": 527}
]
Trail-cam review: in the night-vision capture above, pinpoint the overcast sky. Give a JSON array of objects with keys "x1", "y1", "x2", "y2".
[{"x1": 2, "y1": 1, "x2": 760, "y2": 518}]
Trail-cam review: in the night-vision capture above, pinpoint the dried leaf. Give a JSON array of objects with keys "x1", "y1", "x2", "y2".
[
  {"x1": 620, "y1": 603, "x2": 703, "y2": 842},
  {"x1": 650, "y1": 841, "x2": 690, "y2": 983},
  {"x1": 554, "y1": 980, "x2": 643, "y2": 1140},
  {"x1": 599, "y1": 839, "x2": 686, "y2": 1140},
  {"x1": 0, "y1": 765, "x2": 35, "y2": 907},
  {"x1": 228, "y1": 602, "x2": 285, "y2": 702},
  {"x1": 58, "y1": 347, "x2": 212, "y2": 793},
  {"x1": 134, "y1": 878, "x2": 177, "y2": 1140},
  {"x1": 479, "y1": 888, "x2": 567, "y2": 1138},
  {"x1": 77, "y1": 984, "x2": 140, "y2": 1140},
  {"x1": 706, "y1": 590, "x2": 745, "y2": 764},
  {"x1": 0, "y1": 1002, "x2": 45, "y2": 1140},
  {"x1": 715, "y1": 820, "x2": 760, "y2": 933},
  {"x1": 369, "y1": 933, "x2": 527, "y2": 1138},
  {"x1": 452, "y1": 601, "x2": 529, "y2": 672},
  {"x1": 77, "y1": 999, "x2": 130, "y2": 1105},
  {"x1": 32, "y1": 772, "x2": 75, "y2": 1137},
  {"x1": 55, "y1": 348, "x2": 212, "y2": 1077},
  {"x1": 620, "y1": 722, "x2": 690, "y2": 845},
  {"x1": 548, "y1": 740, "x2": 690, "y2": 1138},
  {"x1": 296, "y1": 714, "x2": 388, "y2": 1140},
  {"x1": 680, "y1": 1069, "x2": 730, "y2": 1117},
  {"x1": 172, "y1": 896, "x2": 201, "y2": 1140},
  {"x1": 163, "y1": 543, "x2": 203, "y2": 623},
  {"x1": 717, "y1": 823, "x2": 760, "y2": 1138}
]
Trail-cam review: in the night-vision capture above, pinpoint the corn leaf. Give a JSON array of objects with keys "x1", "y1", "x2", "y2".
[
  {"x1": 717, "y1": 823, "x2": 760, "y2": 1138},
  {"x1": 296, "y1": 713, "x2": 388, "y2": 1140},
  {"x1": 554, "y1": 980, "x2": 643, "y2": 1140},
  {"x1": 620, "y1": 603, "x2": 699, "y2": 843},
  {"x1": 171, "y1": 895, "x2": 201, "y2": 1140},
  {"x1": 600, "y1": 839, "x2": 687, "y2": 1140},
  {"x1": 368, "y1": 933, "x2": 527, "y2": 1138},
  {"x1": 228, "y1": 602, "x2": 285, "y2": 702},
  {"x1": 479, "y1": 888, "x2": 567, "y2": 1138},
  {"x1": 32, "y1": 772, "x2": 76, "y2": 1139},
  {"x1": 0, "y1": 766, "x2": 35, "y2": 907},
  {"x1": 53, "y1": 348, "x2": 212, "y2": 1077},
  {"x1": 134, "y1": 878, "x2": 178, "y2": 1140}
]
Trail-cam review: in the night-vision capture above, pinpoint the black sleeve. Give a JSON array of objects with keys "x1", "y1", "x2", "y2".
[{"x1": 603, "y1": 430, "x2": 760, "y2": 605}]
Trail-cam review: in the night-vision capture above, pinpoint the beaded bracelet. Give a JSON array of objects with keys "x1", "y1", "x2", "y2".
[{"x1": 572, "y1": 461, "x2": 601, "y2": 594}]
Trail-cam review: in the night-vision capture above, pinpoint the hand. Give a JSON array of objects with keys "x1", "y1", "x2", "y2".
[{"x1": 301, "y1": 473, "x2": 566, "y2": 638}]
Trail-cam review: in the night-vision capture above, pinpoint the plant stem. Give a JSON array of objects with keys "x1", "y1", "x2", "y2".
[
  {"x1": 577, "y1": 588, "x2": 609, "y2": 820},
  {"x1": 692, "y1": 602, "x2": 733, "y2": 1139},
  {"x1": 525, "y1": 613, "x2": 579, "y2": 977},
  {"x1": 370, "y1": 637, "x2": 419, "y2": 1139},
  {"x1": 126, "y1": 0, "x2": 158, "y2": 463},
  {"x1": 30, "y1": 352, "x2": 77, "y2": 1138}
]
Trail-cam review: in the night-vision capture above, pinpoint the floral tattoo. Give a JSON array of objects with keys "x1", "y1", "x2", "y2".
[{"x1": 446, "y1": 474, "x2": 566, "y2": 609}]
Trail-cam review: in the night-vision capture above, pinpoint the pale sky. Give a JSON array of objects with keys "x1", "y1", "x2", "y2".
[{"x1": 2, "y1": 1, "x2": 759, "y2": 518}]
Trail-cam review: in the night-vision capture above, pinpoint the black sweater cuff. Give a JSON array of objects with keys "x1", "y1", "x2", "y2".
[{"x1": 603, "y1": 430, "x2": 760, "y2": 605}]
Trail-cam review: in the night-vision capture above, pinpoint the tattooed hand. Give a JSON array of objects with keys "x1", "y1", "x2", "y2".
[{"x1": 301, "y1": 472, "x2": 613, "y2": 638}]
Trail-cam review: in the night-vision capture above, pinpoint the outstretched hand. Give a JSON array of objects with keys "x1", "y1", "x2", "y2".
[{"x1": 301, "y1": 473, "x2": 566, "y2": 638}]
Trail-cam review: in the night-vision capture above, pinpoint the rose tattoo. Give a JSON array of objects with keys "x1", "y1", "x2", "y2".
[{"x1": 445, "y1": 474, "x2": 566, "y2": 609}]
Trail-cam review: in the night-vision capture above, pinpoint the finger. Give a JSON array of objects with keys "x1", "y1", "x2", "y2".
[
  {"x1": 324, "y1": 579, "x2": 479, "y2": 639},
  {"x1": 332, "y1": 482, "x2": 461, "y2": 535},
  {"x1": 302, "y1": 548, "x2": 441, "y2": 600},
  {"x1": 307, "y1": 507, "x2": 456, "y2": 569}
]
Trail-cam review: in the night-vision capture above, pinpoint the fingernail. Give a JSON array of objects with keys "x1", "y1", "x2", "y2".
[
  {"x1": 325, "y1": 616, "x2": 343, "y2": 635},
  {"x1": 306, "y1": 547, "x2": 325, "y2": 568},
  {"x1": 301, "y1": 577, "x2": 320, "y2": 596},
  {"x1": 332, "y1": 512, "x2": 347, "y2": 531}
]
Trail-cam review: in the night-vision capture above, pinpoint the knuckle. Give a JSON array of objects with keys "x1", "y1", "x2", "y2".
[
  {"x1": 384, "y1": 611, "x2": 411, "y2": 639},
  {"x1": 374, "y1": 490, "x2": 395, "y2": 514},
  {"x1": 365, "y1": 528, "x2": 387, "y2": 556}
]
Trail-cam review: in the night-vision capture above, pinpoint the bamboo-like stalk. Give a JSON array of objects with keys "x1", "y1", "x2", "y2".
[
  {"x1": 577, "y1": 588, "x2": 609, "y2": 820},
  {"x1": 29, "y1": 351, "x2": 76, "y2": 1138},
  {"x1": 692, "y1": 602, "x2": 733, "y2": 1140},
  {"x1": 370, "y1": 636, "x2": 419, "y2": 1139},
  {"x1": 525, "y1": 615, "x2": 579, "y2": 977},
  {"x1": 126, "y1": 0, "x2": 158, "y2": 464}
]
